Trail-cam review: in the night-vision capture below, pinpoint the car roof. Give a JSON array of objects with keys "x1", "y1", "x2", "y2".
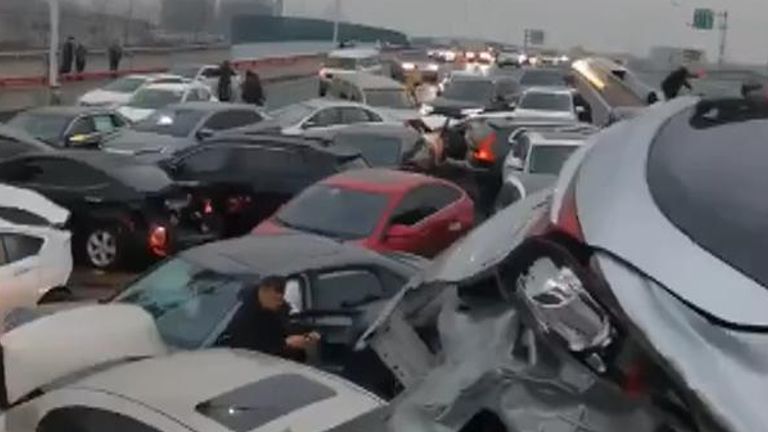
[
  {"x1": 73, "y1": 349, "x2": 383, "y2": 432},
  {"x1": 165, "y1": 101, "x2": 258, "y2": 112},
  {"x1": 329, "y1": 48, "x2": 379, "y2": 59},
  {"x1": 182, "y1": 232, "x2": 421, "y2": 276},
  {"x1": 207, "y1": 133, "x2": 359, "y2": 158},
  {"x1": 322, "y1": 168, "x2": 443, "y2": 194},
  {"x1": 18, "y1": 105, "x2": 117, "y2": 117},
  {"x1": 302, "y1": 98, "x2": 372, "y2": 109},
  {"x1": 333, "y1": 72, "x2": 404, "y2": 90},
  {"x1": 140, "y1": 82, "x2": 201, "y2": 91}
]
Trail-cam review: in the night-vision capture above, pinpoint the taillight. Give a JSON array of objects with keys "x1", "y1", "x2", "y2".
[
  {"x1": 555, "y1": 180, "x2": 585, "y2": 241},
  {"x1": 203, "y1": 199, "x2": 214, "y2": 215},
  {"x1": 148, "y1": 225, "x2": 169, "y2": 257},
  {"x1": 472, "y1": 131, "x2": 497, "y2": 163}
]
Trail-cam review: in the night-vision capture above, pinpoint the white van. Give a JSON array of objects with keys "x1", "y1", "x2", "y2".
[
  {"x1": 318, "y1": 48, "x2": 383, "y2": 96},
  {"x1": 327, "y1": 72, "x2": 418, "y2": 121}
]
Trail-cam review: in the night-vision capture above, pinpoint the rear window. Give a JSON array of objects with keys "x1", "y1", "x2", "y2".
[
  {"x1": 520, "y1": 70, "x2": 566, "y2": 87},
  {"x1": 128, "y1": 88, "x2": 184, "y2": 109},
  {"x1": 647, "y1": 101, "x2": 768, "y2": 288},
  {"x1": 133, "y1": 108, "x2": 206, "y2": 138},
  {"x1": 334, "y1": 134, "x2": 402, "y2": 167},
  {"x1": 196, "y1": 374, "x2": 336, "y2": 432},
  {"x1": 364, "y1": 90, "x2": 413, "y2": 109},
  {"x1": 520, "y1": 92, "x2": 572, "y2": 112},
  {"x1": 528, "y1": 144, "x2": 579, "y2": 174}
]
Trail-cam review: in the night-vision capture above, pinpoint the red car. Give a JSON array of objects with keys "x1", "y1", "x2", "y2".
[{"x1": 254, "y1": 169, "x2": 475, "y2": 257}]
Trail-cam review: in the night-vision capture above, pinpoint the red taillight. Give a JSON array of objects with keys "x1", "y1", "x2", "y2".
[
  {"x1": 555, "y1": 181, "x2": 585, "y2": 241},
  {"x1": 149, "y1": 225, "x2": 169, "y2": 257},
  {"x1": 203, "y1": 199, "x2": 214, "y2": 215},
  {"x1": 472, "y1": 131, "x2": 497, "y2": 163}
]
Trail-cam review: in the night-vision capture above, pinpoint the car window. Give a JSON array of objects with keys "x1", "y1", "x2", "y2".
[
  {"x1": 334, "y1": 134, "x2": 402, "y2": 167},
  {"x1": 527, "y1": 144, "x2": 579, "y2": 174},
  {"x1": 196, "y1": 374, "x2": 336, "y2": 432},
  {"x1": 364, "y1": 90, "x2": 412, "y2": 109},
  {"x1": 390, "y1": 186, "x2": 443, "y2": 226},
  {"x1": 0, "y1": 207, "x2": 50, "y2": 226},
  {"x1": 511, "y1": 133, "x2": 531, "y2": 160},
  {"x1": 519, "y1": 70, "x2": 566, "y2": 87},
  {"x1": 110, "y1": 114, "x2": 128, "y2": 128},
  {"x1": 92, "y1": 114, "x2": 118, "y2": 134},
  {"x1": 1, "y1": 233, "x2": 43, "y2": 263},
  {"x1": 127, "y1": 88, "x2": 183, "y2": 109},
  {"x1": 180, "y1": 147, "x2": 232, "y2": 175},
  {"x1": 519, "y1": 92, "x2": 573, "y2": 112},
  {"x1": 496, "y1": 79, "x2": 520, "y2": 96},
  {"x1": 7, "y1": 112, "x2": 72, "y2": 145},
  {"x1": 68, "y1": 117, "x2": 95, "y2": 135},
  {"x1": 201, "y1": 67, "x2": 219, "y2": 78},
  {"x1": 12, "y1": 159, "x2": 109, "y2": 188},
  {"x1": 204, "y1": 110, "x2": 263, "y2": 131},
  {"x1": 38, "y1": 406, "x2": 164, "y2": 432},
  {"x1": 340, "y1": 107, "x2": 371, "y2": 124},
  {"x1": 185, "y1": 88, "x2": 204, "y2": 102},
  {"x1": 422, "y1": 183, "x2": 462, "y2": 208},
  {"x1": 312, "y1": 269, "x2": 384, "y2": 310},
  {"x1": 133, "y1": 108, "x2": 207, "y2": 138},
  {"x1": 442, "y1": 80, "x2": 495, "y2": 104},
  {"x1": 306, "y1": 108, "x2": 340, "y2": 128}
]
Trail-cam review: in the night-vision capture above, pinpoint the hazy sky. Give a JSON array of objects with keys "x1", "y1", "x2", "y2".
[{"x1": 284, "y1": 0, "x2": 766, "y2": 64}]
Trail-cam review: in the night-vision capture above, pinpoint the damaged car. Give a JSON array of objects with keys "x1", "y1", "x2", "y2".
[{"x1": 334, "y1": 97, "x2": 768, "y2": 432}]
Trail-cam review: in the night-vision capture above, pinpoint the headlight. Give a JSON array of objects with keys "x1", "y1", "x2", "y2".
[
  {"x1": 402, "y1": 62, "x2": 416, "y2": 71},
  {"x1": 420, "y1": 104, "x2": 434, "y2": 116},
  {"x1": 518, "y1": 54, "x2": 528, "y2": 63},
  {"x1": 560, "y1": 55, "x2": 570, "y2": 62},
  {"x1": 426, "y1": 63, "x2": 439, "y2": 71}
]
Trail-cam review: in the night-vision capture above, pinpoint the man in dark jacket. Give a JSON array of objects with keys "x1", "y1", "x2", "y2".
[
  {"x1": 227, "y1": 276, "x2": 319, "y2": 361},
  {"x1": 75, "y1": 42, "x2": 88, "y2": 74},
  {"x1": 242, "y1": 70, "x2": 265, "y2": 106},
  {"x1": 661, "y1": 66, "x2": 697, "y2": 100},
  {"x1": 108, "y1": 40, "x2": 123, "y2": 77},
  {"x1": 217, "y1": 60, "x2": 236, "y2": 102},
  {"x1": 60, "y1": 36, "x2": 75, "y2": 74}
]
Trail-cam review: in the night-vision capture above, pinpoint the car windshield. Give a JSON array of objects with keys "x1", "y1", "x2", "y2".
[
  {"x1": 102, "y1": 77, "x2": 146, "y2": 93},
  {"x1": 7, "y1": 113, "x2": 71, "y2": 144},
  {"x1": 276, "y1": 184, "x2": 391, "y2": 239},
  {"x1": 127, "y1": 88, "x2": 184, "y2": 109},
  {"x1": 114, "y1": 257, "x2": 247, "y2": 349},
  {"x1": 364, "y1": 90, "x2": 413, "y2": 108},
  {"x1": 132, "y1": 108, "x2": 206, "y2": 137},
  {"x1": 520, "y1": 71, "x2": 566, "y2": 86},
  {"x1": 269, "y1": 103, "x2": 316, "y2": 127},
  {"x1": 167, "y1": 66, "x2": 200, "y2": 79},
  {"x1": 442, "y1": 80, "x2": 494, "y2": 103},
  {"x1": 334, "y1": 134, "x2": 402, "y2": 166},
  {"x1": 528, "y1": 144, "x2": 579, "y2": 174},
  {"x1": 520, "y1": 92, "x2": 572, "y2": 111},
  {"x1": 326, "y1": 57, "x2": 358, "y2": 69}
]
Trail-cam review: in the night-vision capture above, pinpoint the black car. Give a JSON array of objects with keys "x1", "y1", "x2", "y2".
[
  {"x1": 102, "y1": 102, "x2": 265, "y2": 155},
  {"x1": 0, "y1": 125, "x2": 53, "y2": 160},
  {"x1": 7, "y1": 106, "x2": 129, "y2": 149},
  {"x1": 113, "y1": 232, "x2": 426, "y2": 397},
  {"x1": 304, "y1": 123, "x2": 433, "y2": 169},
  {"x1": 0, "y1": 151, "x2": 209, "y2": 269},
  {"x1": 518, "y1": 67, "x2": 572, "y2": 89},
  {"x1": 425, "y1": 74, "x2": 520, "y2": 118},
  {"x1": 160, "y1": 133, "x2": 369, "y2": 238}
]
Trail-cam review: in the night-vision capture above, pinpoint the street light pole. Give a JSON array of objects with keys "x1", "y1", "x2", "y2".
[
  {"x1": 717, "y1": 10, "x2": 728, "y2": 65},
  {"x1": 47, "y1": 0, "x2": 60, "y2": 99},
  {"x1": 332, "y1": 0, "x2": 340, "y2": 45}
]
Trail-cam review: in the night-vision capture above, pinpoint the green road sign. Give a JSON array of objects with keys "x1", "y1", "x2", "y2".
[{"x1": 693, "y1": 8, "x2": 715, "y2": 30}]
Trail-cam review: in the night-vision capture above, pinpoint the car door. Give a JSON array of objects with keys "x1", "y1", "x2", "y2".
[
  {"x1": 416, "y1": 183, "x2": 471, "y2": 252},
  {"x1": 301, "y1": 268, "x2": 387, "y2": 371},
  {"x1": 0, "y1": 232, "x2": 43, "y2": 318},
  {"x1": 302, "y1": 107, "x2": 343, "y2": 132}
]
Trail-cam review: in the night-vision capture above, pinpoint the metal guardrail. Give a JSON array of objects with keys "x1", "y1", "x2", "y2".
[{"x1": 0, "y1": 43, "x2": 230, "y2": 60}]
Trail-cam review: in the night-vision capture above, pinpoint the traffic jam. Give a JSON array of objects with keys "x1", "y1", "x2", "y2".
[{"x1": 0, "y1": 41, "x2": 765, "y2": 432}]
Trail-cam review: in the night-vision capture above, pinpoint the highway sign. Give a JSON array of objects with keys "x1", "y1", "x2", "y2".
[
  {"x1": 525, "y1": 29, "x2": 545, "y2": 46},
  {"x1": 692, "y1": 8, "x2": 715, "y2": 30}
]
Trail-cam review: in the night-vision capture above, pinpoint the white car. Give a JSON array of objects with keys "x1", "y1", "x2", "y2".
[
  {"x1": 168, "y1": 63, "x2": 243, "y2": 101},
  {"x1": 0, "y1": 305, "x2": 384, "y2": 432},
  {"x1": 77, "y1": 74, "x2": 186, "y2": 108},
  {"x1": 0, "y1": 184, "x2": 72, "y2": 322},
  {"x1": 118, "y1": 82, "x2": 217, "y2": 122},
  {"x1": 260, "y1": 99, "x2": 392, "y2": 135},
  {"x1": 318, "y1": 48, "x2": 383, "y2": 96},
  {"x1": 514, "y1": 87, "x2": 589, "y2": 122}
]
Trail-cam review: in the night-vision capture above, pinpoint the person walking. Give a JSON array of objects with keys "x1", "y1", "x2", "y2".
[
  {"x1": 661, "y1": 66, "x2": 697, "y2": 100},
  {"x1": 226, "y1": 276, "x2": 320, "y2": 362},
  {"x1": 241, "y1": 70, "x2": 265, "y2": 106},
  {"x1": 74, "y1": 41, "x2": 88, "y2": 75},
  {"x1": 108, "y1": 40, "x2": 123, "y2": 77},
  {"x1": 60, "y1": 36, "x2": 75, "y2": 75},
  {"x1": 217, "y1": 60, "x2": 236, "y2": 102}
]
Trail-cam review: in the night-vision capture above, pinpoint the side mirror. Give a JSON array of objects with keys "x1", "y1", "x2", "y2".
[
  {"x1": 385, "y1": 224, "x2": 416, "y2": 239},
  {"x1": 67, "y1": 132, "x2": 102, "y2": 148},
  {"x1": 507, "y1": 156, "x2": 524, "y2": 171},
  {"x1": 195, "y1": 128, "x2": 214, "y2": 141},
  {"x1": 302, "y1": 120, "x2": 318, "y2": 129}
]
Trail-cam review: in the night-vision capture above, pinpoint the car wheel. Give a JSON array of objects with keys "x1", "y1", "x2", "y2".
[
  {"x1": 38, "y1": 287, "x2": 73, "y2": 304},
  {"x1": 84, "y1": 226, "x2": 122, "y2": 270}
]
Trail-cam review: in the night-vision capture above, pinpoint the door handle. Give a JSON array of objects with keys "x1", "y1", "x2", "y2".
[{"x1": 448, "y1": 221, "x2": 463, "y2": 232}]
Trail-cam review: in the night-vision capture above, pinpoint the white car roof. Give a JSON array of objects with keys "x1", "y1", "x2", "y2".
[
  {"x1": 522, "y1": 86, "x2": 574, "y2": 96},
  {"x1": 0, "y1": 183, "x2": 69, "y2": 226},
  {"x1": 328, "y1": 48, "x2": 379, "y2": 59},
  {"x1": 139, "y1": 82, "x2": 203, "y2": 92},
  {"x1": 303, "y1": 98, "x2": 374, "y2": 110},
  {"x1": 74, "y1": 349, "x2": 383, "y2": 432}
]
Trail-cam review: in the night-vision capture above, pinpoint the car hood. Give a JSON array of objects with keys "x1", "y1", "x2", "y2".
[
  {"x1": 103, "y1": 130, "x2": 193, "y2": 155},
  {"x1": 0, "y1": 184, "x2": 69, "y2": 226},
  {"x1": 118, "y1": 106, "x2": 155, "y2": 122},
  {"x1": 79, "y1": 89, "x2": 130, "y2": 106}
]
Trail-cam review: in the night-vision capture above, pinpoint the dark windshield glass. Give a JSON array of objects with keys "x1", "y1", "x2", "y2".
[
  {"x1": 528, "y1": 144, "x2": 579, "y2": 174},
  {"x1": 520, "y1": 70, "x2": 566, "y2": 87},
  {"x1": 276, "y1": 184, "x2": 390, "y2": 239},
  {"x1": 270, "y1": 103, "x2": 315, "y2": 127},
  {"x1": 365, "y1": 90, "x2": 413, "y2": 109},
  {"x1": 335, "y1": 134, "x2": 402, "y2": 166},
  {"x1": 128, "y1": 88, "x2": 184, "y2": 109},
  {"x1": 102, "y1": 77, "x2": 146, "y2": 93},
  {"x1": 520, "y1": 92, "x2": 572, "y2": 111},
  {"x1": 326, "y1": 57, "x2": 357, "y2": 69},
  {"x1": 7, "y1": 113, "x2": 70, "y2": 145},
  {"x1": 442, "y1": 80, "x2": 494, "y2": 103},
  {"x1": 115, "y1": 257, "x2": 246, "y2": 348},
  {"x1": 132, "y1": 108, "x2": 206, "y2": 137},
  {"x1": 648, "y1": 102, "x2": 768, "y2": 289}
]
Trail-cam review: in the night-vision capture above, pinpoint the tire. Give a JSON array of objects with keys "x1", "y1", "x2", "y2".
[
  {"x1": 83, "y1": 225, "x2": 122, "y2": 270},
  {"x1": 38, "y1": 287, "x2": 73, "y2": 304}
]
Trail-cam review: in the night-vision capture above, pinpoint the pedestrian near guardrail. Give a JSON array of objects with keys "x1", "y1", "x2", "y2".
[
  {"x1": 108, "y1": 41, "x2": 123, "y2": 78},
  {"x1": 60, "y1": 36, "x2": 75, "y2": 75},
  {"x1": 75, "y1": 42, "x2": 88, "y2": 75}
]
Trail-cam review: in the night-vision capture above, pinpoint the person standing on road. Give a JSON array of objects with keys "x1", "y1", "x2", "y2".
[
  {"x1": 75, "y1": 42, "x2": 88, "y2": 75},
  {"x1": 661, "y1": 66, "x2": 696, "y2": 100},
  {"x1": 241, "y1": 70, "x2": 265, "y2": 106},
  {"x1": 60, "y1": 36, "x2": 75, "y2": 74},
  {"x1": 227, "y1": 276, "x2": 320, "y2": 362},
  {"x1": 108, "y1": 40, "x2": 123, "y2": 77},
  {"x1": 217, "y1": 60, "x2": 236, "y2": 102}
]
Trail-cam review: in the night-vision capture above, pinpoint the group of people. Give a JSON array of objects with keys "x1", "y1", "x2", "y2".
[
  {"x1": 60, "y1": 36, "x2": 123, "y2": 76},
  {"x1": 216, "y1": 60, "x2": 266, "y2": 106}
]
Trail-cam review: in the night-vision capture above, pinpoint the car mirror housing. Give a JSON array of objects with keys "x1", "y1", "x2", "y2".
[
  {"x1": 67, "y1": 132, "x2": 102, "y2": 148},
  {"x1": 195, "y1": 128, "x2": 215, "y2": 141}
]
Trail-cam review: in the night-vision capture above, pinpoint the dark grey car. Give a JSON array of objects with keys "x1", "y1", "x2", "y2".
[{"x1": 102, "y1": 102, "x2": 265, "y2": 155}]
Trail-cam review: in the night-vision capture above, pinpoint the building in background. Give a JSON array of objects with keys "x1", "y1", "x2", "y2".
[{"x1": 161, "y1": 0, "x2": 278, "y2": 39}]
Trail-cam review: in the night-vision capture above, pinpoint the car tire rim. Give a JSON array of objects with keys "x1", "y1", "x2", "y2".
[{"x1": 86, "y1": 230, "x2": 117, "y2": 268}]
